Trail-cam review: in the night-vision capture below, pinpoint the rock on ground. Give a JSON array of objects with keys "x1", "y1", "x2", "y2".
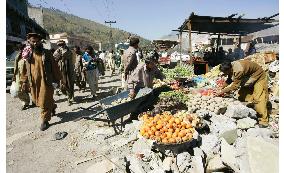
[
  {"x1": 225, "y1": 104, "x2": 257, "y2": 119},
  {"x1": 246, "y1": 128, "x2": 273, "y2": 139},
  {"x1": 221, "y1": 138, "x2": 239, "y2": 172},
  {"x1": 189, "y1": 156, "x2": 204, "y2": 173},
  {"x1": 176, "y1": 152, "x2": 191, "y2": 172},
  {"x1": 237, "y1": 117, "x2": 257, "y2": 129},
  {"x1": 85, "y1": 158, "x2": 119, "y2": 173},
  {"x1": 206, "y1": 155, "x2": 226, "y2": 173},
  {"x1": 247, "y1": 137, "x2": 278, "y2": 173},
  {"x1": 200, "y1": 134, "x2": 220, "y2": 159},
  {"x1": 219, "y1": 129, "x2": 238, "y2": 145}
]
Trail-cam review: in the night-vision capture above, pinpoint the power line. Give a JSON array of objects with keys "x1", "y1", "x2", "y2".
[{"x1": 105, "y1": 20, "x2": 116, "y2": 49}]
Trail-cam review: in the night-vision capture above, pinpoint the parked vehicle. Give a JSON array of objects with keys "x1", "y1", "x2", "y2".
[{"x1": 6, "y1": 51, "x2": 19, "y2": 89}]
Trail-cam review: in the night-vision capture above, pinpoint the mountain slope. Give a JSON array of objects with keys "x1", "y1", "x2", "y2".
[{"x1": 42, "y1": 7, "x2": 151, "y2": 49}]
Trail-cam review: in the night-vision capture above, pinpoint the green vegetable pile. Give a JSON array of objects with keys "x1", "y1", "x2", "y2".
[
  {"x1": 161, "y1": 63, "x2": 194, "y2": 79},
  {"x1": 159, "y1": 91, "x2": 189, "y2": 104}
]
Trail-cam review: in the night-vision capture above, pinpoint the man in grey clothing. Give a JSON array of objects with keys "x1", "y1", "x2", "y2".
[{"x1": 128, "y1": 56, "x2": 165, "y2": 98}]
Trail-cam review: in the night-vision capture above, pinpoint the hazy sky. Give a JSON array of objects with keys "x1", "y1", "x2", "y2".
[{"x1": 28, "y1": 0, "x2": 279, "y2": 40}]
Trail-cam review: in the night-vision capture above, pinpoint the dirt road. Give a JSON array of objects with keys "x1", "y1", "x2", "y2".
[{"x1": 6, "y1": 70, "x2": 129, "y2": 173}]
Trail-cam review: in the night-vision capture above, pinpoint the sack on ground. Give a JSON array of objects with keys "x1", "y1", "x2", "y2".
[{"x1": 10, "y1": 81, "x2": 20, "y2": 98}]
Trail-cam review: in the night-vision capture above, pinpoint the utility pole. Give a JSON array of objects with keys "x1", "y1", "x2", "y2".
[{"x1": 105, "y1": 21, "x2": 116, "y2": 50}]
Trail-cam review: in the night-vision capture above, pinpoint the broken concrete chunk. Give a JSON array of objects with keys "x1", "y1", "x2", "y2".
[
  {"x1": 210, "y1": 115, "x2": 237, "y2": 136},
  {"x1": 132, "y1": 138, "x2": 152, "y2": 158},
  {"x1": 246, "y1": 128, "x2": 273, "y2": 139},
  {"x1": 189, "y1": 156, "x2": 204, "y2": 173},
  {"x1": 163, "y1": 157, "x2": 173, "y2": 171},
  {"x1": 128, "y1": 156, "x2": 147, "y2": 173},
  {"x1": 176, "y1": 152, "x2": 191, "y2": 172},
  {"x1": 200, "y1": 134, "x2": 220, "y2": 159},
  {"x1": 247, "y1": 137, "x2": 278, "y2": 173},
  {"x1": 237, "y1": 118, "x2": 257, "y2": 129},
  {"x1": 85, "y1": 158, "x2": 118, "y2": 173},
  {"x1": 221, "y1": 138, "x2": 240, "y2": 172},
  {"x1": 219, "y1": 129, "x2": 238, "y2": 145},
  {"x1": 194, "y1": 147, "x2": 205, "y2": 158},
  {"x1": 206, "y1": 155, "x2": 226, "y2": 173},
  {"x1": 225, "y1": 104, "x2": 257, "y2": 119}
]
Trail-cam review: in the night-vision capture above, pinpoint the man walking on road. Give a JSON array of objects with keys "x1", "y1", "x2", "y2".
[
  {"x1": 53, "y1": 40, "x2": 75, "y2": 105},
  {"x1": 24, "y1": 33, "x2": 61, "y2": 131},
  {"x1": 13, "y1": 43, "x2": 33, "y2": 110},
  {"x1": 82, "y1": 46, "x2": 98, "y2": 99},
  {"x1": 73, "y1": 46, "x2": 86, "y2": 91}
]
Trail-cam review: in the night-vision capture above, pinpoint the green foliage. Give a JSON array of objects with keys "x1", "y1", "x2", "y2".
[{"x1": 42, "y1": 8, "x2": 151, "y2": 50}]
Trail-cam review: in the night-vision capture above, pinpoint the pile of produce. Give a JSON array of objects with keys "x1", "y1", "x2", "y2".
[
  {"x1": 139, "y1": 112, "x2": 198, "y2": 144},
  {"x1": 187, "y1": 94, "x2": 236, "y2": 114},
  {"x1": 169, "y1": 80, "x2": 181, "y2": 90},
  {"x1": 153, "y1": 79, "x2": 167, "y2": 88},
  {"x1": 162, "y1": 63, "x2": 194, "y2": 80},
  {"x1": 204, "y1": 65, "x2": 221, "y2": 78},
  {"x1": 153, "y1": 91, "x2": 188, "y2": 113},
  {"x1": 216, "y1": 78, "x2": 226, "y2": 88}
]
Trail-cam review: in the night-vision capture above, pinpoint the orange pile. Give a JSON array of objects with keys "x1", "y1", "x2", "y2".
[{"x1": 140, "y1": 112, "x2": 195, "y2": 144}]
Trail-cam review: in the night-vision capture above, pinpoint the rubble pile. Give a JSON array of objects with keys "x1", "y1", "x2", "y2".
[{"x1": 78, "y1": 53, "x2": 279, "y2": 173}]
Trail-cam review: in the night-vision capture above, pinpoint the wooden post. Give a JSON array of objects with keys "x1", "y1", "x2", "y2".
[
  {"x1": 187, "y1": 20, "x2": 192, "y2": 56},
  {"x1": 179, "y1": 31, "x2": 182, "y2": 62},
  {"x1": 216, "y1": 34, "x2": 220, "y2": 51},
  {"x1": 238, "y1": 35, "x2": 242, "y2": 49}
]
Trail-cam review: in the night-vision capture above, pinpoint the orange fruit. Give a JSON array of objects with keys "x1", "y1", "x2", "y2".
[
  {"x1": 176, "y1": 136, "x2": 182, "y2": 142},
  {"x1": 151, "y1": 126, "x2": 157, "y2": 132},
  {"x1": 178, "y1": 131, "x2": 186, "y2": 138},
  {"x1": 186, "y1": 124, "x2": 193, "y2": 129},
  {"x1": 144, "y1": 132, "x2": 150, "y2": 139},
  {"x1": 161, "y1": 133, "x2": 167, "y2": 139},
  {"x1": 172, "y1": 132, "x2": 178, "y2": 138},
  {"x1": 148, "y1": 130, "x2": 154, "y2": 136},
  {"x1": 162, "y1": 127, "x2": 168, "y2": 132},
  {"x1": 156, "y1": 124, "x2": 163, "y2": 130},
  {"x1": 155, "y1": 131, "x2": 161, "y2": 136},
  {"x1": 175, "y1": 118, "x2": 181, "y2": 125},
  {"x1": 182, "y1": 136, "x2": 189, "y2": 142},
  {"x1": 169, "y1": 118, "x2": 175, "y2": 124},
  {"x1": 162, "y1": 138, "x2": 168, "y2": 144},
  {"x1": 157, "y1": 120, "x2": 163, "y2": 125},
  {"x1": 175, "y1": 128, "x2": 181, "y2": 133},
  {"x1": 166, "y1": 123, "x2": 173, "y2": 129},
  {"x1": 168, "y1": 138, "x2": 176, "y2": 143},
  {"x1": 166, "y1": 132, "x2": 173, "y2": 138}
]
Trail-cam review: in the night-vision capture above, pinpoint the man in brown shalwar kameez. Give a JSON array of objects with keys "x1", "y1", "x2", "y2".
[
  {"x1": 24, "y1": 33, "x2": 61, "y2": 131},
  {"x1": 53, "y1": 40, "x2": 75, "y2": 105}
]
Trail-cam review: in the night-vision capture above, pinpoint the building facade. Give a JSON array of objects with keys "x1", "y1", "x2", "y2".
[
  {"x1": 6, "y1": 0, "x2": 49, "y2": 55},
  {"x1": 49, "y1": 33, "x2": 101, "y2": 51}
]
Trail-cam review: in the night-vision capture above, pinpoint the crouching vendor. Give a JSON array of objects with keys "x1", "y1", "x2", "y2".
[
  {"x1": 128, "y1": 56, "x2": 165, "y2": 99},
  {"x1": 215, "y1": 60, "x2": 269, "y2": 127}
]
